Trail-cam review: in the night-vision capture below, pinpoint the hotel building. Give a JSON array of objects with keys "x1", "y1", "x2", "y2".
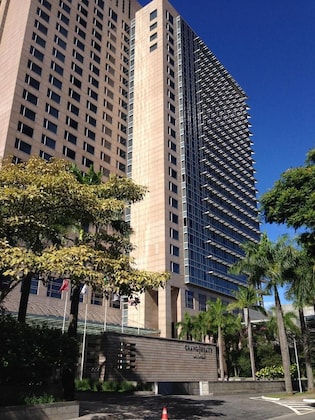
[{"x1": 0, "y1": 0, "x2": 260, "y2": 338}]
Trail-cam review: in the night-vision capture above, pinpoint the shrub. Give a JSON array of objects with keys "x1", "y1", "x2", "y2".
[
  {"x1": 256, "y1": 364, "x2": 297, "y2": 380},
  {"x1": 24, "y1": 394, "x2": 56, "y2": 406}
]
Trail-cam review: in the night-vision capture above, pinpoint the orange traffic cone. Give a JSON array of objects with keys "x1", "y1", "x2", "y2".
[{"x1": 161, "y1": 406, "x2": 168, "y2": 420}]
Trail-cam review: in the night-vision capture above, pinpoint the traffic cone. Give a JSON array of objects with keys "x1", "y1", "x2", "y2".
[{"x1": 161, "y1": 406, "x2": 168, "y2": 420}]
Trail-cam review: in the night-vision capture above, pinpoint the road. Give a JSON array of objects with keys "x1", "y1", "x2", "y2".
[{"x1": 74, "y1": 392, "x2": 315, "y2": 419}]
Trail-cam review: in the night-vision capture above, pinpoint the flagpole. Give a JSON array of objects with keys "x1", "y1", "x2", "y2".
[
  {"x1": 62, "y1": 290, "x2": 68, "y2": 334},
  {"x1": 103, "y1": 294, "x2": 108, "y2": 332},
  {"x1": 80, "y1": 289, "x2": 88, "y2": 381}
]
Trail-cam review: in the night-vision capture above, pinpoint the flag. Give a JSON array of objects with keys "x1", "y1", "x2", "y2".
[
  {"x1": 80, "y1": 284, "x2": 88, "y2": 295},
  {"x1": 59, "y1": 279, "x2": 69, "y2": 292}
]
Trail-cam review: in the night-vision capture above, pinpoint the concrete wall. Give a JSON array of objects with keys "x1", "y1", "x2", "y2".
[{"x1": 100, "y1": 332, "x2": 217, "y2": 384}]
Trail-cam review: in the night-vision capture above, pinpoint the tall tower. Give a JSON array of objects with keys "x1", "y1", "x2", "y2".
[
  {"x1": 129, "y1": 0, "x2": 260, "y2": 337},
  {"x1": 0, "y1": 0, "x2": 141, "y2": 176}
]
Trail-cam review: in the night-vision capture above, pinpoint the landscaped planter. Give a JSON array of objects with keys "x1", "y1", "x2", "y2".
[{"x1": 0, "y1": 400, "x2": 79, "y2": 420}]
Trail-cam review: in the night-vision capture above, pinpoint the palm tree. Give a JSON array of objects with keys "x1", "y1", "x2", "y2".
[
  {"x1": 228, "y1": 285, "x2": 266, "y2": 380},
  {"x1": 176, "y1": 312, "x2": 195, "y2": 340},
  {"x1": 230, "y1": 233, "x2": 297, "y2": 394},
  {"x1": 205, "y1": 298, "x2": 230, "y2": 380},
  {"x1": 286, "y1": 248, "x2": 315, "y2": 391}
]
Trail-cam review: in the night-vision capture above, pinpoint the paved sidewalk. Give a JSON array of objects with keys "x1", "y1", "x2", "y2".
[{"x1": 67, "y1": 392, "x2": 315, "y2": 420}]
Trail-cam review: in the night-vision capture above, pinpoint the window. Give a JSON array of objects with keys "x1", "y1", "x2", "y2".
[
  {"x1": 43, "y1": 118, "x2": 58, "y2": 134},
  {"x1": 166, "y1": 10, "x2": 174, "y2": 24},
  {"x1": 87, "y1": 87, "x2": 98, "y2": 100},
  {"x1": 100, "y1": 151, "x2": 111, "y2": 163},
  {"x1": 39, "y1": 0, "x2": 52, "y2": 11},
  {"x1": 91, "y1": 39, "x2": 101, "y2": 52},
  {"x1": 45, "y1": 103, "x2": 59, "y2": 118},
  {"x1": 32, "y1": 32, "x2": 46, "y2": 48},
  {"x1": 37, "y1": 7, "x2": 50, "y2": 23},
  {"x1": 56, "y1": 22, "x2": 68, "y2": 37},
  {"x1": 39, "y1": 150, "x2": 52, "y2": 160},
  {"x1": 86, "y1": 100, "x2": 97, "y2": 113},
  {"x1": 71, "y1": 62, "x2": 83, "y2": 76},
  {"x1": 168, "y1": 168, "x2": 177, "y2": 179},
  {"x1": 58, "y1": 11, "x2": 69, "y2": 25},
  {"x1": 109, "y1": 8, "x2": 117, "y2": 22},
  {"x1": 94, "y1": 7, "x2": 103, "y2": 20},
  {"x1": 41, "y1": 134, "x2": 56, "y2": 149},
  {"x1": 73, "y1": 49, "x2": 84, "y2": 63},
  {"x1": 170, "y1": 261, "x2": 180, "y2": 274},
  {"x1": 76, "y1": 14, "x2": 87, "y2": 28},
  {"x1": 18, "y1": 121, "x2": 34, "y2": 137},
  {"x1": 20, "y1": 105, "x2": 36, "y2": 121},
  {"x1": 86, "y1": 114, "x2": 97, "y2": 127},
  {"x1": 52, "y1": 47, "x2": 65, "y2": 63},
  {"x1": 69, "y1": 88, "x2": 81, "y2": 102},
  {"x1": 199, "y1": 294, "x2": 207, "y2": 311},
  {"x1": 70, "y1": 74, "x2": 82, "y2": 89},
  {"x1": 23, "y1": 89, "x2": 38, "y2": 106},
  {"x1": 169, "y1": 181, "x2": 178, "y2": 194},
  {"x1": 185, "y1": 290, "x2": 194, "y2": 309},
  {"x1": 25, "y1": 74, "x2": 40, "y2": 90},
  {"x1": 51, "y1": 60, "x2": 64, "y2": 76},
  {"x1": 170, "y1": 244, "x2": 179, "y2": 257},
  {"x1": 49, "y1": 74, "x2": 62, "y2": 89},
  {"x1": 169, "y1": 153, "x2": 177, "y2": 165},
  {"x1": 59, "y1": 0, "x2": 71, "y2": 14},
  {"x1": 93, "y1": 17, "x2": 103, "y2": 30},
  {"x1": 46, "y1": 277, "x2": 63, "y2": 298},
  {"x1": 170, "y1": 212, "x2": 179, "y2": 224},
  {"x1": 168, "y1": 127, "x2": 176, "y2": 138},
  {"x1": 34, "y1": 19, "x2": 48, "y2": 35},
  {"x1": 82, "y1": 156, "x2": 94, "y2": 168},
  {"x1": 169, "y1": 196, "x2": 178, "y2": 208},
  {"x1": 30, "y1": 46, "x2": 44, "y2": 62},
  {"x1": 83, "y1": 141, "x2": 95, "y2": 155},
  {"x1": 91, "y1": 290, "x2": 103, "y2": 306},
  {"x1": 67, "y1": 101, "x2": 80, "y2": 116},
  {"x1": 74, "y1": 37, "x2": 85, "y2": 51},
  {"x1": 90, "y1": 51, "x2": 100, "y2": 64},
  {"x1": 78, "y1": 4, "x2": 88, "y2": 17},
  {"x1": 75, "y1": 25, "x2": 86, "y2": 39},
  {"x1": 63, "y1": 145, "x2": 76, "y2": 159},
  {"x1": 92, "y1": 28, "x2": 102, "y2": 41},
  {"x1": 168, "y1": 140, "x2": 176, "y2": 151},
  {"x1": 90, "y1": 63, "x2": 100, "y2": 76},
  {"x1": 47, "y1": 88, "x2": 61, "y2": 104},
  {"x1": 150, "y1": 32, "x2": 157, "y2": 42},
  {"x1": 150, "y1": 22, "x2": 157, "y2": 31},
  {"x1": 27, "y1": 59, "x2": 42, "y2": 76},
  {"x1": 89, "y1": 75, "x2": 99, "y2": 87},
  {"x1": 15, "y1": 138, "x2": 32, "y2": 154},
  {"x1": 54, "y1": 35, "x2": 67, "y2": 50},
  {"x1": 95, "y1": 0, "x2": 104, "y2": 9},
  {"x1": 64, "y1": 130, "x2": 77, "y2": 145},
  {"x1": 21, "y1": 277, "x2": 39, "y2": 295},
  {"x1": 170, "y1": 228, "x2": 179, "y2": 240},
  {"x1": 66, "y1": 115, "x2": 78, "y2": 130},
  {"x1": 150, "y1": 9, "x2": 157, "y2": 20},
  {"x1": 85, "y1": 127, "x2": 96, "y2": 140}
]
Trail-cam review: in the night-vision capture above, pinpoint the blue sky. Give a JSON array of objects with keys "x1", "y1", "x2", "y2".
[
  {"x1": 140, "y1": 1, "x2": 315, "y2": 305},
  {"x1": 141, "y1": 0, "x2": 315, "y2": 237}
]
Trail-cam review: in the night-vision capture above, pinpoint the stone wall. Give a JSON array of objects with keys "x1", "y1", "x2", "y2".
[{"x1": 100, "y1": 332, "x2": 217, "y2": 383}]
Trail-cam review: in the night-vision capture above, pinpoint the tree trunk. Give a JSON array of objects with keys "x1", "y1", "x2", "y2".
[
  {"x1": 218, "y1": 325, "x2": 225, "y2": 381},
  {"x1": 245, "y1": 308, "x2": 256, "y2": 380},
  {"x1": 62, "y1": 284, "x2": 81, "y2": 401},
  {"x1": 68, "y1": 284, "x2": 80, "y2": 338},
  {"x1": 299, "y1": 308, "x2": 314, "y2": 391},
  {"x1": 274, "y1": 286, "x2": 293, "y2": 394},
  {"x1": 17, "y1": 272, "x2": 33, "y2": 322}
]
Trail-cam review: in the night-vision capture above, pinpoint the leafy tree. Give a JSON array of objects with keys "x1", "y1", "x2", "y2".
[
  {"x1": 230, "y1": 234, "x2": 297, "y2": 393},
  {"x1": 228, "y1": 285, "x2": 266, "y2": 380},
  {"x1": 0, "y1": 157, "x2": 169, "y2": 399},
  {"x1": 260, "y1": 148, "x2": 315, "y2": 254}
]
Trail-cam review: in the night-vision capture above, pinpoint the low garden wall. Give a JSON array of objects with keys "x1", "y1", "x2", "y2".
[{"x1": 0, "y1": 401, "x2": 79, "y2": 420}]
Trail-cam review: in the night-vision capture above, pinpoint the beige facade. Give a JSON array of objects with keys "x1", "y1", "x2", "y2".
[{"x1": 0, "y1": 0, "x2": 259, "y2": 339}]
